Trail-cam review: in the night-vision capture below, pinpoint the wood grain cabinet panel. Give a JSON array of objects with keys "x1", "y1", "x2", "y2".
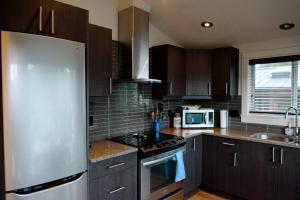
[
  {"x1": 184, "y1": 135, "x2": 202, "y2": 196},
  {"x1": 0, "y1": 0, "x2": 88, "y2": 42},
  {"x1": 202, "y1": 136, "x2": 300, "y2": 200},
  {"x1": 89, "y1": 153, "x2": 137, "y2": 200},
  {"x1": 152, "y1": 45, "x2": 186, "y2": 99},
  {"x1": 88, "y1": 24, "x2": 112, "y2": 96},
  {"x1": 46, "y1": 0, "x2": 88, "y2": 42},
  {"x1": 185, "y1": 49, "x2": 212, "y2": 96},
  {"x1": 211, "y1": 47, "x2": 239, "y2": 97},
  {"x1": 0, "y1": 0, "x2": 46, "y2": 34}
]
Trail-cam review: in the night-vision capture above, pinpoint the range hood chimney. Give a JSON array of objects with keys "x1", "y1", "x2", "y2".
[{"x1": 118, "y1": 6, "x2": 161, "y2": 83}]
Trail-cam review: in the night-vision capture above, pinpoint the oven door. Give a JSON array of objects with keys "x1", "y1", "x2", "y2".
[{"x1": 140, "y1": 148, "x2": 184, "y2": 200}]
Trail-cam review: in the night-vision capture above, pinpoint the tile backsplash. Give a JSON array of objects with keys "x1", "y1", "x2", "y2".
[{"x1": 88, "y1": 41, "x2": 284, "y2": 141}]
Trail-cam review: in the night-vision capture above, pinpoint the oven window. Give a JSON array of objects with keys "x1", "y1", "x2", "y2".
[
  {"x1": 185, "y1": 113, "x2": 204, "y2": 124},
  {"x1": 150, "y1": 158, "x2": 176, "y2": 192}
]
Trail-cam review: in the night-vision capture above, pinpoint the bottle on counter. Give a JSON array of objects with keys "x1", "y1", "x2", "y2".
[{"x1": 173, "y1": 113, "x2": 181, "y2": 128}]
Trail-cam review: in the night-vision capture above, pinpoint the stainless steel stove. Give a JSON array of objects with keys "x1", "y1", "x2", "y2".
[
  {"x1": 109, "y1": 132, "x2": 185, "y2": 158},
  {"x1": 110, "y1": 132, "x2": 186, "y2": 200}
]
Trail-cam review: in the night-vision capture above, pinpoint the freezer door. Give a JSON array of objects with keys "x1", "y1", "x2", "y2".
[
  {"x1": 6, "y1": 173, "x2": 87, "y2": 200},
  {"x1": 1, "y1": 31, "x2": 87, "y2": 191}
]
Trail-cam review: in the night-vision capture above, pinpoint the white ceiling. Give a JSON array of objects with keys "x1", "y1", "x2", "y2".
[{"x1": 144, "y1": 0, "x2": 300, "y2": 48}]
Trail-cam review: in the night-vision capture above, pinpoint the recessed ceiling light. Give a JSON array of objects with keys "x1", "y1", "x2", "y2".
[
  {"x1": 279, "y1": 23, "x2": 295, "y2": 30},
  {"x1": 201, "y1": 21, "x2": 213, "y2": 28}
]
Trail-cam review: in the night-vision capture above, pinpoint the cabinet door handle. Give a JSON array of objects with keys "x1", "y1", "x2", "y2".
[
  {"x1": 170, "y1": 82, "x2": 173, "y2": 95},
  {"x1": 225, "y1": 82, "x2": 228, "y2": 95},
  {"x1": 107, "y1": 162, "x2": 125, "y2": 169},
  {"x1": 39, "y1": 6, "x2": 43, "y2": 32},
  {"x1": 233, "y1": 152, "x2": 237, "y2": 167},
  {"x1": 193, "y1": 138, "x2": 196, "y2": 151},
  {"x1": 108, "y1": 186, "x2": 125, "y2": 194},
  {"x1": 272, "y1": 147, "x2": 275, "y2": 163},
  {"x1": 208, "y1": 82, "x2": 211, "y2": 95},
  {"x1": 109, "y1": 77, "x2": 112, "y2": 95},
  {"x1": 51, "y1": 10, "x2": 55, "y2": 35},
  {"x1": 280, "y1": 148, "x2": 284, "y2": 165},
  {"x1": 221, "y1": 142, "x2": 235, "y2": 146}
]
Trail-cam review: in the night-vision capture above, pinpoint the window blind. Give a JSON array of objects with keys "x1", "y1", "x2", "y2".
[{"x1": 248, "y1": 57, "x2": 300, "y2": 114}]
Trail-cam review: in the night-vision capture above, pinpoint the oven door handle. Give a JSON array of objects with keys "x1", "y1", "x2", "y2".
[{"x1": 142, "y1": 154, "x2": 175, "y2": 167}]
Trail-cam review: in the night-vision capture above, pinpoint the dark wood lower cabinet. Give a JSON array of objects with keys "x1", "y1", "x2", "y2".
[
  {"x1": 184, "y1": 135, "x2": 202, "y2": 196},
  {"x1": 89, "y1": 152, "x2": 137, "y2": 200},
  {"x1": 202, "y1": 135, "x2": 300, "y2": 200},
  {"x1": 276, "y1": 146, "x2": 300, "y2": 200},
  {"x1": 202, "y1": 136, "x2": 242, "y2": 198},
  {"x1": 90, "y1": 167, "x2": 137, "y2": 200}
]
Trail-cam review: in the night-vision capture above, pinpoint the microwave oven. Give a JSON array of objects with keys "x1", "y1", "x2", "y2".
[{"x1": 182, "y1": 108, "x2": 214, "y2": 128}]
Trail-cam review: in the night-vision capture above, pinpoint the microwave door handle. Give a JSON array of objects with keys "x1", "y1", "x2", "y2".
[{"x1": 204, "y1": 113, "x2": 207, "y2": 124}]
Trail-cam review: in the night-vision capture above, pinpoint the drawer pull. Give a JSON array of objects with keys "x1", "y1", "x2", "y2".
[
  {"x1": 108, "y1": 162, "x2": 125, "y2": 169},
  {"x1": 221, "y1": 142, "x2": 235, "y2": 146},
  {"x1": 108, "y1": 186, "x2": 125, "y2": 194}
]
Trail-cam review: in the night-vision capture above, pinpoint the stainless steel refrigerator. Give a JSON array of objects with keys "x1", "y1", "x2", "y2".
[{"x1": 1, "y1": 31, "x2": 87, "y2": 200}]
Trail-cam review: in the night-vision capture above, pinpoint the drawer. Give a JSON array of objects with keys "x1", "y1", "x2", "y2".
[
  {"x1": 89, "y1": 152, "x2": 137, "y2": 180},
  {"x1": 89, "y1": 167, "x2": 137, "y2": 200}
]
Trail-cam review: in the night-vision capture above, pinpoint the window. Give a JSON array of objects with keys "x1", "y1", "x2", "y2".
[
  {"x1": 241, "y1": 46, "x2": 300, "y2": 126},
  {"x1": 248, "y1": 55, "x2": 300, "y2": 114}
]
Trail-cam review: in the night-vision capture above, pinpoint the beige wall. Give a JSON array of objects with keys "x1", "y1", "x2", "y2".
[{"x1": 56, "y1": 0, "x2": 181, "y2": 46}]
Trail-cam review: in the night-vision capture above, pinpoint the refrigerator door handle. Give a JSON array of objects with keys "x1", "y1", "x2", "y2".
[{"x1": 6, "y1": 173, "x2": 87, "y2": 200}]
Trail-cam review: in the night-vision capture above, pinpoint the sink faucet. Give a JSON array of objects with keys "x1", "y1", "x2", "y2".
[{"x1": 285, "y1": 107, "x2": 299, "y2": 137}]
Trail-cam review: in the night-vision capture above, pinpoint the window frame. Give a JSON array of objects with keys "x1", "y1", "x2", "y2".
[{"x1": 241, "y1": 46, "x2": 300, "y2": 126}]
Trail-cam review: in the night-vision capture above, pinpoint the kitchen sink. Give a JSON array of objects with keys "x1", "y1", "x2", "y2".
[
  {"x1": 290, "y1": 140, "x2": 300, "y2": 145},
  {"x1": 250, "y1": 132, "x2": 295, "y2": 143}
]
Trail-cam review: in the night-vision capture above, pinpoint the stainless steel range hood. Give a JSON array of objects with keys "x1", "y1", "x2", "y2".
[{"x1": 118, "y1": 6, "x2": 161, "y2": 83}]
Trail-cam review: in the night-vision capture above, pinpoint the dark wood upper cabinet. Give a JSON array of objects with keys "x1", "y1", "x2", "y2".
[
  {"x1": 185, "y1": 49, "x2": 212, "y2": 96},
  {"x1": 211, "y1": 47, "x2": 239, "y2": 97},
  {"x1": 0, "y1": 0, "x2": 88, "y2": 42},
  {"x1": 152, "y1": 45, "x2": 186, "y2": 99},
  {"x1": 88, "y1": 24, "x2": 112, "y2": 96},
  {"x1": 46, "y1": 0, "x2": 88, "y2": 42},
  {"x1": 0, "y1": 0, "x2": 46, "y2": 34}
]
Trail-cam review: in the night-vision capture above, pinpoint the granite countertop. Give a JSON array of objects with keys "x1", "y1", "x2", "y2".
[
  {"x1": 161, "y1": 128, "x2": 300, "y2": 149},
  {"x1": 89, "y1": 140, "x2": 138, "y2": 163}
]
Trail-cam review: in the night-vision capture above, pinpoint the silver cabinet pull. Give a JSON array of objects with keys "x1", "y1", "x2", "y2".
[
  {"x1": 233, "y1": 152, "x2": 237, "y2": 167},
  {"x1": 280, "y1": 148, "x2": 284, "y2": 165},
  {"x1": 272, "y1": 147, "x2": 275, "y2": 163},
  {"x1": 39, "y1": 6, "x2": 43, "y2": 32},
  {"x1": 108, "y1": 162, "x2": 125, "y2": 169},
  {"x1": 221, "y1": 142, "x2": 235, "y2": 146},
  {"x1": 225, "y1": 82, "x2": 228, "y2": 95},
  {"x1": 208, "y1": 82, "x2": 211, "y2": 95},
  {"x1": 170, "y1": 82, "x2": 173, "y2": 95},
  {"x1": 193, "y1": 138, "x2": 196, "y2": 151},
  {"x1": 51, "y1": 10, "x2": 55, "y2": 34},
  {"x1": 109, "y1": 77, "x2": 112, "y2": 95},
  {"x1": 108, "y1": 186, "x2": 125, "y2": 194}
]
